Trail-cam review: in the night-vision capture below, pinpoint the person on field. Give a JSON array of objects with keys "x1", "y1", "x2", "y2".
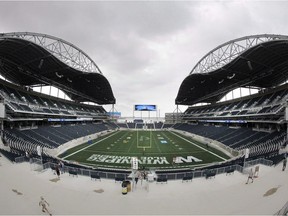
[
  {"x1": 39, "y1": 196, "x2": 52, "y2": 216},
  {"x1": 246, "y1": 168, "x2": 254, "y2": 184},
  {"x1": 55, "y1": 165, "x2": 60, "y2": 179},
  {"x1": 282, "y1": 157, "x2": 287, "y2": 171}
]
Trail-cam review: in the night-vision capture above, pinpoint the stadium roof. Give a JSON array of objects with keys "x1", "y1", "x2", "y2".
[
  {"x1": 176, "y1": 34, "x2": 288, "y2": 105},
  {"x1": 0, "y1": 32, "x2": 115, "y2": 105}
]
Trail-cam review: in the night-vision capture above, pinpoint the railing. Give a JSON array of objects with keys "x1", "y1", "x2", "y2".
[
  {"x1": 244, "y1": 158, "x2": 273, "y2": 168},
  {"x1": 32, "y1": 157, "x2": 272, "y2": 181},
  {"x1": 14, "y1": 155, "x2": 27, "y2": 163},
  {"x1": 156, "y1": 164, "x2": 244, "y2": 180},
  {"x1": 12, "y1": 153, "x2": 273, "y2": 181},
  {"x1": 42, "y1": 162, "x2": 130, "y2": 179}
]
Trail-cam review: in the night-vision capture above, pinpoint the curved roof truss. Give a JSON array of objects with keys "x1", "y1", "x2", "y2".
[
  {"x1": 0, "y1": 32, "x2": 102, "y2": 74},
  {"x1": 191, "y1": 34, "x2": 288, "y2": 75},
  {"x1": 0, "y1": 32, "x2": 115, "y2": 104}
]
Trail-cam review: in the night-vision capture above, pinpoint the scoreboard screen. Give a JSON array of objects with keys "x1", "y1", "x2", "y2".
[{"x1": 134, "y1": 104, "x2": 157, "y2": 111}]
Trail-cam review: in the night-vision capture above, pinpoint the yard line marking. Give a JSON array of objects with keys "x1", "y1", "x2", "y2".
[
  {"x1": 62, "y1": 131, "x2": 121, "y2": 160},
  {"x1": 169, "y1": 131, "x2": 227, "y2": 161},
  {"x1": 153, "y1": 131, "x2": 162, "y2": 153},
  {"x1": 127, "y1": 132, "x2": 137, "y2": 153}
]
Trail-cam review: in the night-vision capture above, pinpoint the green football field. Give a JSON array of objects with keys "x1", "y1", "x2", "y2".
[{"x1": 58, "y1": 130, "x2": 231, "y2": 169}]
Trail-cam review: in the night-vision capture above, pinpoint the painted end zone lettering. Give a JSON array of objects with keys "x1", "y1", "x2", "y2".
[
  {"x1": 87, "y1": 154, "x2": 202, "y2": 165},
  {"x1": 175, "y1": 156, "x2": 202, "y2": 164}
]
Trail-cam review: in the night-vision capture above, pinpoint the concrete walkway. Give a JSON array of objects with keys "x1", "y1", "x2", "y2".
[{"x1": 0, "y1": 154, "x2": 287, "y2": 215}]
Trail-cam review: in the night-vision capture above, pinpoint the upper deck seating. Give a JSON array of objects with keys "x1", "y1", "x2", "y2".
[
  {"x1": 0, "y1": 79, "x2": 107, "y2": 118},
  {"x1": 182, "y1": 84, "x2": 288, "y2": 121}
]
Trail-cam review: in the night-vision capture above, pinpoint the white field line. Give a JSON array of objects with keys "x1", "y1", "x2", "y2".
[
  {"x1": 153, "y1": 132, "x2": 163, "y2": 153},
  {"x1": 136, "y1": 130, "x2": 152, "y2": 149},
  {"x1": 62, "y1": 131, "x2": 120, "y2": 160},
  {"x1": 169, "y1": 131, "x2": 227, "y2": 161}
]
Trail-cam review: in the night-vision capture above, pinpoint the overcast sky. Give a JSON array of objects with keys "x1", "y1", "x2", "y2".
[{"x1": 1, "y1": 1, "x2": 288, "y2": 118}]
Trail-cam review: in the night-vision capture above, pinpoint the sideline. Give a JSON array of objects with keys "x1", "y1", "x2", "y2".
[
  {"x1": 62, "y1": 131, "x2": 121, "y2": 159},
  {"x1": 169, "y1": 130, "x2": 227, "y2": 161}
]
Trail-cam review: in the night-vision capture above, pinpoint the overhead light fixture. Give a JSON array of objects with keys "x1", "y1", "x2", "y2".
[
  {"x1": 18, "y1": 66, "x2": 23, "y2": 72},
  {"x1": 247, "y1": 61, "x2": 253, "y2": 71},
  {"x1": 38, "y1": 59, "x2": 44, "y2": 69},
  {"x1": 227, "y1": 73, "x2": 235, "y2": 79},
  {"x1": 55, "y1": 72, "x2": 63, "y2": 78}
]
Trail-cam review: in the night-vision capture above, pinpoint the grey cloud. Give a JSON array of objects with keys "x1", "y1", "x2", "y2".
[{"x1": 1, "y1": 1, "x2": 288, "y2": 117}]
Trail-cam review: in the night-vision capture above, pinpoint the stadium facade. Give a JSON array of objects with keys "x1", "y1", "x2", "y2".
[
  {"x1": 172, "y1": 34, "x2": 288, "y2": 165},
  {"x1": 0, "y1": 32, "x2": 115, "y2": 157},
  {"x1": 0, "y1": 33, "x2": 287, "y2": 180}
]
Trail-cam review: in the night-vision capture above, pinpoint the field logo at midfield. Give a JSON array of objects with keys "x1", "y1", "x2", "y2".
[{"x1": 86, "y1": 154, "x2": 202, "y2": 165}]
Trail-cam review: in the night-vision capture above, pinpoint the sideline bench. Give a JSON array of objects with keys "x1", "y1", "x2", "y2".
[
  {"x1": 226, "y1": 168, "x2": 235, "y2": 175},
  {"x1": 91, "y1": 174, "x2": 101, "y2": 181},
  {"x1": 115, "y1": 177, "x2": 125, "y2": 183},
  {"x1": 156, "y1": 177, "x2": 168, "y2": 184},
  {"x1": 182, "y1": 176, "x2": 193, "y2": 182},
  {"x1": 68, "y1": 170, "x2": 78, "y2": 177},
  {"x1": 205, "y1": 172, "x2": 216, "y2": 179}
]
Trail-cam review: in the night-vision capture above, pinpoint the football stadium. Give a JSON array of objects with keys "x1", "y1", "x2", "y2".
[{"x1": 0, "y1": 32, "x2": 288, "y2": 215}]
